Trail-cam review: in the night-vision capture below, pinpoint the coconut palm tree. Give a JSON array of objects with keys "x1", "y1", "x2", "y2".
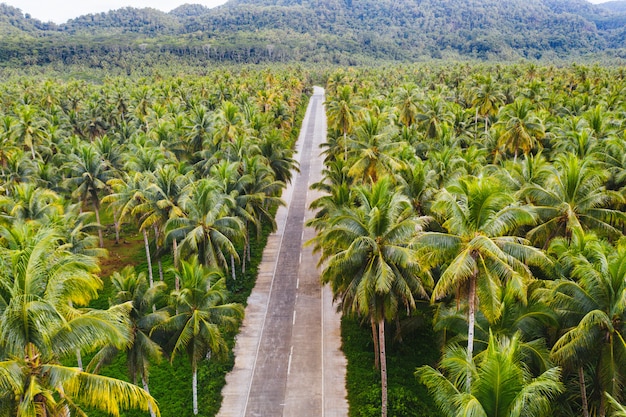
[
  {"x1": 63, "y1": 143, "x2": 113, "y2": 248},
  {"x1": 326, "y1": 85, "x2": 360, "y2": 160},
  {"x1": 14, "y1": 104, "x2": 47, "y2": 160},
  {"x1": 521, "y1": 154, "x2": 625, "y2": 248},
  {"x1": 166, "y1": 178, "x2": 244, "y2": 273},
  {"x1": 415, "y1": 175, "x2": 549, "y2": 385},
  {"x1": 548, "y1": 230, "x2": 626, "y2": 417},
  {"x1": 312, "y1": 177, "x2": 431, "y2": 417},
  {"x1": 156, "y1": 257, "x2": 243, "y2": 415},
  {"x1": 0, "y1": 183, "x2": 63, "y2": 225},
  {"x1": 347, "y1": 112, "x2": 407, "y2": 184},
  {"x1": 0, "y1": 223, "x2": 158, "y2": 416},
  {"x1": 101, "y1": 266, "x2": 167, "y2": 417},
  {"x1": 394, "y1": 84, "x2": 420, "y2": 128},
  {"x1": 103, "y1": 172, "x2": 157, "y2": 284},
  {"x1": 495, "y1": 99, "x2": 545, "y2": 162},
  {"x1": 416, "y1": 332, "x2": 562, "y2": 417},
  {"x1": 258, "y1": 129, "x2": 299, "y2": 184}
]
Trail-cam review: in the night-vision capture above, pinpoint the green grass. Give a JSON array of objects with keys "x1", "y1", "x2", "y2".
[{"x1": 342, "y1": 305, "x2": 443, "y2": 417}]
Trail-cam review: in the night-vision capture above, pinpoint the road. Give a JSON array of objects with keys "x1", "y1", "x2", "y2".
[{"x1": 217, "y1": 86, "x2": 348, "y2": 417}]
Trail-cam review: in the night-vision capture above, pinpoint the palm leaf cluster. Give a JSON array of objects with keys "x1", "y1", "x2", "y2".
[
  {"x1": 317, "y1": 64, "x2": 626, "y2": 417},
  {"x1": 0, "y1": 69, "x2": 308, "y2": 415}
]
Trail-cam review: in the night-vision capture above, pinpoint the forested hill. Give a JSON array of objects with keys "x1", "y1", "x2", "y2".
[{"x1": 2, "y1": 0, "x2": 626, "y2": 66}]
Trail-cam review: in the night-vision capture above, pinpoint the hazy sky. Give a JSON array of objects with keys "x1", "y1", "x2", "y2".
[
  {"x1": 8, "y1": 0, "x2": 611, "y2": 24},
  {"x1": 8, "y1": 0, "x2": 229, "y2": 24}
]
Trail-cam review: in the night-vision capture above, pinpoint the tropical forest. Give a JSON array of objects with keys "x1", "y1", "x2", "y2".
[{"x1": 2, "y1": 1, "x2": 626, "y2": 417}]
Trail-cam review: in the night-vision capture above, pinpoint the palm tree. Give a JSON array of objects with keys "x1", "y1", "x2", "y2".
[
  {"x1": 521, "y1": 154, "x2": 625, "y2": 248},
  {"x1": 548, "y1": 231, "x2": 626, "y2": 417},
  {"x1": 0, "y1": 183, "x2": 63, "y2": 225},
  {"x1": 347, "y1": 112, "x2": 407, "y2": 184},
  {"x1": 416, "y1": 332, "x2": 562, "y2": 417},
  {"x1": 14, "y1": 104, "x2": 47, "y2": 160},
  {"x1": 394, "y1": 84, "x2": 420, "y2": 128},
  {"x1": 495, "y1": 99, "x2": 545, "y2": 162},
  {"x1": 186, "y1": 104, "x2": 213, "y2": 156},
  {"x1": 166, "y1": 179, "x2": 244, "y2": 273},
  {"x1": 312, "y1": 177, "x2": 431, "y2": 417},
  {"x1": 394, "y1": 158, "x2": 436, "y2": 216},
  {"x1": 103, "y1": 266, "x2": 167, "y2": 417},
  {"x1": 135, "y1": 165, "x2": 191, "y2": 281},
  {"x1": 157, "y1": 257, "x2": 243, "y2": 415},
  {"x1": 326, "y1": 85, "x2": 360, "y2": 160},
  {"x1": 258, "y1": 129, "x2": 299, "y2": 184},
  {"x1": 104, "y1": 172, "x2": 157, "y2": 285},
  {"x1": 0, "y1": 223, "x2": 159, "y2": 416},
  {"x1": 415, "y1": 175, "x2": 549, "y2": 384},
  {"x1": 64, "y1": 143, "x2": 113, "y2": 248}
]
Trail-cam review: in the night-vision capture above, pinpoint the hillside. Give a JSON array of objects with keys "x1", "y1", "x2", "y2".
[{"x1": 1, "y1": 0, "x2": 626, "y2": 65}]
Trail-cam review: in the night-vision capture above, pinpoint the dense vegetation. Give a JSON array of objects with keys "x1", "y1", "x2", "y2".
[
  {"x1": 312, "y1": 63, "x2": 626, "y2": 417},
  {"x1": 4, "y1": 0, "x2": 626, "y2": 66},
  {"x1": 0, "y1": 66, "x2": 310, "y2": 416}
]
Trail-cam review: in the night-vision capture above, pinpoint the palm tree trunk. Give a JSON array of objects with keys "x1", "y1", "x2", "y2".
[
  {"x1": 467, "y1": 274, "x2": 477, "y2": 390},
  {"x1": 143, "y1": 229, "x2": 154, "y2": 286},
  {"x1": 192, "y1": 363, "x2": 199, "y2": 415},
  {"x1": 379, "y1": 318, "x2": 388, "y2": 417},
  {"x1": 93, "y1": 200, "x2": 104, "y2": 248},
  {"x1": 579, "y1": 366, "x2": 589, "y2": 417},
  {"x1": 173, "y1": 237, "x2": 178, "y2": 265},
  {"x1": 154, "y1": 225, "x2": 164, "y2": 281},
  {"x1": 113, "y1": 210, "x2": 120, "y2": 245},
  {"x1": 142, "y1": 374, "x2": 157, "y2": 417},
  {"x1": 343, "y1": 131, "x2": 348, "y2": 161},
  {"x1": 76, "y1": 349, "x2": 83, "y2": 371},
  {"x1": 475, "y1": 107, "x2": 479, "y2": 140},
  {"x1": 173, "y1": 238, "x2": 180, "y2": 290},
  {"x1": 242, "y1": 229, "x2": 249, "y2": 274},
  {"x1": 371, "y1": 316, "x2": 380, "y2": 370},
  {"x1": 230, "y1": 254, "x2": 236, "y2": 280},
  {"x1": 242, "y1": 244, "x2": 247, "y2": 274}
]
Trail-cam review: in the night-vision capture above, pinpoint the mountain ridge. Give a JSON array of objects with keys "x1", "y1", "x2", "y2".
[{"x1": 1, "y1": 0, "x2": 626, "y2": 65}]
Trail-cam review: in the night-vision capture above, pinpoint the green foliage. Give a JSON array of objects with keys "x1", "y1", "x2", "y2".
[{"x1": 3, "y1": 0, "x2": 626, "y2": 65}]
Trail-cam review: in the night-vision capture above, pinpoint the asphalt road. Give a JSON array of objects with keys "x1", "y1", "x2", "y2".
[{"x1": 217, "y1": 87, "x2": 348, "y2": 417}]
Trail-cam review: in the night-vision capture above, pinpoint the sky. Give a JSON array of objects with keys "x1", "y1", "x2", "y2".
[
  {"x1": 7, "y1": 0, "x2": 229, "y2": 24},
  {"x1": 7, "y1": 0, "x2": 611, "y2": 25}
]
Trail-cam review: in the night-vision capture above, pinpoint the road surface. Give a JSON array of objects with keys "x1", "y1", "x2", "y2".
[{"x1": 217, "y1": 86, "x2": 348, "y2": 417}]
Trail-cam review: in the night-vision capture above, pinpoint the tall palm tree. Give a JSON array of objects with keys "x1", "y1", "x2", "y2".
[
  {"x1": 415, "y1": 175, "x2": 549, "y2": 384},
  {"x1": 393, "y1": 84, "x2": 420, "y2": 128},
  {"x1": 135, "y1": 165, "x2": 191, "y2": 281},
  {"x1": 104, "y1": 172, "x2": 161, "y2": 286},
  {"x1": 417, "y1": 332, "x2": 562, "y2": 417},
  {"x1": 495, "y1": 99, "x2": 545, "y2": 162},
  {"x1": 157, "y1": 257, "x2": 243, "y2": 415},
  {"x1": 14, "y1": 104, "x2": 47, "y2": 160},
  {"x1": 0, "y1": 183, "x2": 63, "y2": 225},
  {"x1": 64, "y1": 143, "x2": 113, "y2": 248},
  {"x1": 521, "y1": 154, "x2": 625, "y2": 248},
  {"x1": 312, "y1": 177, "x2": 431, "y2": 417},
  {"x1": 0, "y1": 223, "x2": 158, "y2": 416},
  {"x1": 166, "y1": 179, "x2": 244, "y2": 273},
  {"x1": 258, "y1": 129, "x2": 299, "y2": 184},
  {"x1": 103, "y1": 266, "x2": 167, "y2": 417},
  {"x1": 326, "y1": 85, "x2": 360, "y2": 160},
  {"x1": 548, "y1": 231, "x2": 626, "y2": 417},
  {"x1": 347, "y1": 112, "x2": 407, "y2": 184}
]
